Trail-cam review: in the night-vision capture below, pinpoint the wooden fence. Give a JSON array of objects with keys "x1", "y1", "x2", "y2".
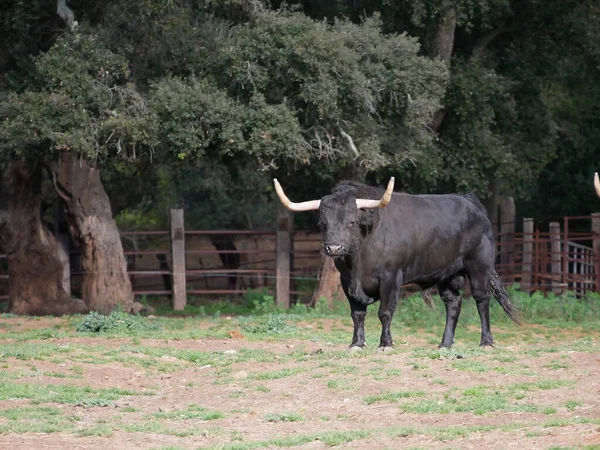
[{"x1": 0, "y1": 210, "x2": 599, "y2": 308}]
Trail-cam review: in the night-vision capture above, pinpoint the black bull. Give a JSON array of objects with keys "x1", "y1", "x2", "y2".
[{"x1": 274, "y1": 178, "x2": 520, "y2": 350}]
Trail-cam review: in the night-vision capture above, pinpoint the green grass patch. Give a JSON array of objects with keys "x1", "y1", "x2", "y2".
[
  {"x1": 152, "y1": 403, "x2": 224, "y2": 420},
  {"x1": 364, "y1": 390, "x2": 427, "y2": 405},
  {"x1": 564, "y1": 400, "x2": 582, "y2": 411},
  {"x1": 251, "y1": 367, "x2": 306, "y2": 380},
  {"x1": 450, "y1": 359, "x2": 490, "y2": 372},
  {"x1": 544, "y1": 360, "x2": 571, "y2": 370},
  {"x1": 401, "y1": 385, "x2": 541, "y2": 415}
]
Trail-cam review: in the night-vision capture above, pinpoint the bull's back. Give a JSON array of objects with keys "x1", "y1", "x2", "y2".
[{"x1": 369, "y1": 193, "x2": 491, "y2": 282}]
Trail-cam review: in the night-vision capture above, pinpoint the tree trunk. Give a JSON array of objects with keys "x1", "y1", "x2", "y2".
[
  {"x1": 0, "y1": 160, "x2": 87, "y2": 316},
  {"x1": 482, "y1": 178, "x2": 500, "y2": 241},
  {"x1": 428, "y1": 2, "x2": 456, "y2": 132},
  {"x1": 310, "y1": 254, "x2": 344, "y2": 307},
  {"x1": 52, "y1": 153, "x2": 139, "y2": 314},
  {"x1": 430, "y1": 3, "x2": 456, "y2": 66}
]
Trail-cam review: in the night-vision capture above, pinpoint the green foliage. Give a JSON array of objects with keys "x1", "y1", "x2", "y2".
[
  {"x1": 244, "y1": 289, "x2": 279, "y2": 314},
  {"x1": 75, "y1": 310, "x2": 160, "y2": 333},
  {"x1": 213, "y1": 11, "x2": 447, "y2": 172},
  {"x1": 0, "y1": 31, "x2": 157, "y2": 161}
]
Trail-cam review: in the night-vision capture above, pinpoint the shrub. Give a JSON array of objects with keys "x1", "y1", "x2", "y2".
[{"x1": 75, "y1": 310, "x2": 160, "y2": 333}]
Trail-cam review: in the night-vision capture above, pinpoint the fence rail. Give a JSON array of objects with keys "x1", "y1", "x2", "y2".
[{"x1": 0, "y1": 211, "x2": 598, "y2": 307}]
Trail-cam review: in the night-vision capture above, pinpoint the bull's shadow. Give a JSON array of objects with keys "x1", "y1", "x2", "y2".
[{"x1": 274, "y1": 177, "x2": 520, "y2": 351}]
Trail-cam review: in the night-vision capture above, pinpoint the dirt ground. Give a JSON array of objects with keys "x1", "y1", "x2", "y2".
[{"x1": 0, "y1": 316, "x2": 598, "y2": 449}]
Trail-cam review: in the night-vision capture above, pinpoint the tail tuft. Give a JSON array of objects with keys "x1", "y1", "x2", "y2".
[
  {"x1": 421, "y1": 288, "x2": 435, "y2": 310},
  {"x1": 490, "y1": 270, "x2": 521, "y2": 325}
]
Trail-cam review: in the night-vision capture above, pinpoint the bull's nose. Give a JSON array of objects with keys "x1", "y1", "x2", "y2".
[{"x1": 324, "y1": 244, "x2": 343, "y2": 256}]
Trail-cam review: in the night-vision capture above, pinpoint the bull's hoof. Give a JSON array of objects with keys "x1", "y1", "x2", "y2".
[
  {"x1": 438, "y1": 342, "x2": 453, "y2": 349},
  {"x1": 479, "y1": 342, "x2": 495, "y2": 350},
  {"x1": 348, "y1": 345, "x2": 365, "y2": 353},
  {"x1": 377, "y1": 346, "x2": 394, "y2": 354}
]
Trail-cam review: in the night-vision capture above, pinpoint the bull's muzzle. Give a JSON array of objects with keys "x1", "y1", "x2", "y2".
[{"x1": 324, "y1": 244, "x2": 344, "y2": 257}]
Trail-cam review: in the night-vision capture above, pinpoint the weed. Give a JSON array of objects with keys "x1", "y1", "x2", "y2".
[
  {"x1": 77, "y1": 398, "x2": 114, "y2": 408},
  {"x1": 564, "y1": 400, "x2": 582, "y2": 411},
  {"x1": 545, "y1": 360, "x2": 571, "y2": 370},
  {"x1": 264, "y1": 412, "x2": 303, "y2": 422}
]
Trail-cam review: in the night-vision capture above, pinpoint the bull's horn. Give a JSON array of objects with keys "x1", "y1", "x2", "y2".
[
  {"x1": 273, "y1": 179, "x2": 321, "y2": 212},
  {"x1": 355, "y1": 177, "x2": 395, "y2": 209},
  {"x1": 595, "y1": 172, "x2": 600, "y2": 198}
]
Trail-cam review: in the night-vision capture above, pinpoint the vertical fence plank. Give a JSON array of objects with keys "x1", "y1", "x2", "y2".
[
  {"x1": 522, "y1": 218, "x2": 534, "y2": 293},
  {"x1": 563, "y1": 216, "x2": 569, "y2": 291},
  {"x1": 550, "y1": 222, "x2": 562, "y2": 295},
  {"x1": 170, "y1": 209, "x2": 186, "y2": 311},
  {"x1": 276, "y1": 207, "x2": 292, "y2": 309},
  {"x1": 593, "y1": 213, "x2": 600, "y2": 293}
]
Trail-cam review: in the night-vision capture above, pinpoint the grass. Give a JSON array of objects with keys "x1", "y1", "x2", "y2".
[
  {"x1": 0, "y1": 288, "x2": 598, "y2": 446},
  {"x1": 363, "y1": 390, "x2": 427, "y2": 405},
  {"x1": 0, "y1": 381, "x2": 153, "y2": 404},
  {"x1": 151, "y1": 404, "x2": 224, "y2": 421}
]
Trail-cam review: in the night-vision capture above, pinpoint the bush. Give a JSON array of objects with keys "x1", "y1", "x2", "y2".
[{"x1": 75, "y1": 310, "x2": 160, "y2": 333}]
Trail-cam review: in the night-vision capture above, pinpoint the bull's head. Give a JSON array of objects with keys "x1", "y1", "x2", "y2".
[
  {"x1": 595, "y1": 172, "x2": 600, "y2": 198},
  {"x1": 273, "y1": 178, "x2": 395, "y2": 258}
]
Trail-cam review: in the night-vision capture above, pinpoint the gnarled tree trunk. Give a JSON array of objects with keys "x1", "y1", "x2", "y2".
[
  {"x1": 1, "y1": 160, "x2": 87, "y2": 316},
  {"x1": 52, "y1": 153, "x2": 140, "y2": 314}
]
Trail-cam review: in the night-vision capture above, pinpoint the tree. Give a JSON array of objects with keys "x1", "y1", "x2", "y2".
[{"x1": 0, "y1": 160, "x2": 88, "y2": 315}]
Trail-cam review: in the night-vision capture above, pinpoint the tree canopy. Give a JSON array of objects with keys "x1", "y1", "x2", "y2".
[{"x1": 0, "y1": 0, "x2": 599, "y2": 314}]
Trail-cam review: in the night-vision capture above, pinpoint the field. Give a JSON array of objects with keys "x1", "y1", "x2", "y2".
[{"x1": 0, "y1": 290, "x2": 599, "y2": 450}]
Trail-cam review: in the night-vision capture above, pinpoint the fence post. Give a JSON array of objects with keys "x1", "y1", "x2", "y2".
[
  {"x1": 499, "y1": 196, "x2": 516, "y2": 283},
  {"x1": 593, "y1": 213, "x2": 600, "y2": 292},
  {"x1": 550, "y1": 222, "x2": 562, "y2": 295},
  {"x1": 522, "y1": 218, "x2": 534, "y2": 293},
  {"x1": 563, "y1": 216, "x2": 569, "y2": 292},
  {"x1": 170, "y1": 209, "x2": 186, "y2": 311},
  {"x1": 276, "y1": 207, "x2": 292, "y2": 309}
]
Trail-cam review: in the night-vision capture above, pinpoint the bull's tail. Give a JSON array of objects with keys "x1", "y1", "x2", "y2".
[
  {"x1": 490, "y1": 270, "x2": 521, "y2": 325},
  {"x1": 421, "y1": 288, "x2": 435, "y2": 310}
]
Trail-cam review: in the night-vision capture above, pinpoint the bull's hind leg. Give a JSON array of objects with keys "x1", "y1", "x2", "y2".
[
  {"x1": 465, "y1": 260, "x2": 494, "y2": 347},
  {"x1": 377, "y1": 271, "x2": 403, "y2": 351},
  {"x1": 438, "y1": 277, "x2": 463, "y2": 349}
]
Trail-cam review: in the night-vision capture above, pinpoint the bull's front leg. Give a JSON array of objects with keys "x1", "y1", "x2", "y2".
[
  {"x1": 378, "y1": 271, "x2": 403, "y2": 352},
  {"x1": 348, "y1": 298, "x2": 367, "y2": 350}
]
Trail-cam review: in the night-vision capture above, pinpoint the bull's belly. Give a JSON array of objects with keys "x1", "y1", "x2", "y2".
[{"x1": 404, "y1": 257, "x2": 464, "y2": 286}]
